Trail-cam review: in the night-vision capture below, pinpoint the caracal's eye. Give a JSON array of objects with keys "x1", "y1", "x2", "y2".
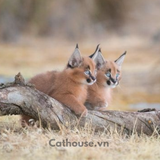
[
  {"x1": 106, "y1": 72, "x2": 111, "y2": 77},
  {"x1": 116, "y1": 73, "x2": 119, "y2": 78},
  {"x1": 84, "y1": 70, "x2": 90, "y2": 75}
]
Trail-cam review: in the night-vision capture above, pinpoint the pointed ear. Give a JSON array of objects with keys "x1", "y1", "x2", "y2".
[
  {"x1": 68, "y1": 44, "x2": 82, "y2": 68},
  {"x1": 90, "y1": 45, "x2": 105, "y2": 70},
  {"x1": 95, "y1": 48, "x2": 106, "y2": 70},
  {"x1": 115, "y1": 51, "x2": 127, "y2": 68},
  {"x1": 89, "y1": 44, "x2": 100, "y2": 58}
]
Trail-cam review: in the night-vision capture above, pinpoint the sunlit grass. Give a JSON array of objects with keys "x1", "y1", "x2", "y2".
[
  {"x1": 0, "y1": 116, "x2": 160, "y2": 160},
  {"x1": 0, "y1": 39, "x2": 160, "y2": 160}
]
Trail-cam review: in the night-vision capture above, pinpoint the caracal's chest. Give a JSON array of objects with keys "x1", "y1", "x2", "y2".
[{"x1": 73, "y1": 85, "x2": 88, "y2": 104}]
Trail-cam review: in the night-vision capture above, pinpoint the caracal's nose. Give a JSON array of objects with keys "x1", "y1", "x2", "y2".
[
  {"x1": 110, "y1": 77, "x2": 116, "y2": 84},
  {"x1": 90, "y1": 75, "x2": 96, "y2": 81},
  {"x1": 89, "y1": 72, "x2": 96, "y2": 81}
]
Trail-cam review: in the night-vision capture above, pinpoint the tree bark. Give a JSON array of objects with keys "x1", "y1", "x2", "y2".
[{"x1": 0, "y1": 73, "x2": 160, "y2": 136}]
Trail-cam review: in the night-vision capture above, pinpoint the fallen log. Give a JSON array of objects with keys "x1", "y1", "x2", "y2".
[{"x1": 0, "y1": 73, "x2": 160, "y2": 136}]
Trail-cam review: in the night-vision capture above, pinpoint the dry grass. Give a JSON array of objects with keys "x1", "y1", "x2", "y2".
[
  {"x1": 0, "y1": 38, "x2": 160, "y2": 159},
  {"x1": 0, "y1": 116, "x2": 160, "y2": 160}
]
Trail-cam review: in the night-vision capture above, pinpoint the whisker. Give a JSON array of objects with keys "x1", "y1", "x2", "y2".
[
  {"x1": 117, "y1": 84, "x2": 127, "y2": 95},
  {"x1": 116, "y1": 84, "x2": 123, "y2": 91}
]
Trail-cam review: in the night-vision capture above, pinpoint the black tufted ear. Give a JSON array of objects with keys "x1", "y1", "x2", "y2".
[
  {"x1": 95, "y1": 48, "x2": 105, "y2": 70},
  {"x1": 89, "y1": 45, "x2": 105, "y2": 70},
  {"x1": 115, "y1": 51, "x2": 127, "y2": 68},
  {"x1": 68, "y1": 44, "x2": 82, "y2": 68}
]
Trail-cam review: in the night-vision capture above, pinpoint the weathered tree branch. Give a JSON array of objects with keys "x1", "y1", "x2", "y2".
[{"x1": 0, "y1": 73, "x2": 160, "y2": 135}]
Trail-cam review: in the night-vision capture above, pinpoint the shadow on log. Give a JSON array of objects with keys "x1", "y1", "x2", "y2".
[{"x1": 0, "y1": 73, "x2": 160, "y2": 136}]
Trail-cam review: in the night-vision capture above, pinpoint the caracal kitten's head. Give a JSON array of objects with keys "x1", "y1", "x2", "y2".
[
  {"x1": 67, "y1": 44, "x2": 103, "y2": 85},
  {"x1": 90, "y1": 49, "x2": 126, "y2": 88}
]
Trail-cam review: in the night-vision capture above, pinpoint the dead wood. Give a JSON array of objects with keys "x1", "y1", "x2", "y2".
[{"x1": 0, "y1": 73, "x2": 160, "y2": 136}]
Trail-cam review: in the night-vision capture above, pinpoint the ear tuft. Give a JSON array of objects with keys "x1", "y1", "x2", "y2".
[
  {"x1": 89, "y1": 44, "x2": 100, "y2": 58},
  {"x1": 95, "y1": 48, "x2": 105, "y2": 70},
  {"x1": 115, "y1": 51, "x2": 127, "y2": 67},
  {"x1": 68, "y1": 44, "x2": 82, "y2": 68},
  {"x1": 90, "y1": 45, "x2": 105, "y2": 70},
  {"x1": 76, "y1": 43, "x2": 79, "y2": 49}
]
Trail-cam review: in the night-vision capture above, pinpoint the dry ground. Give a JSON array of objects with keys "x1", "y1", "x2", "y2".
[
  {"x1": 0, "y1": 116, "x2": 160, "y2": 160},
  {"x1": 0, "y1": 37, "x2": 160, "y2": 160}
]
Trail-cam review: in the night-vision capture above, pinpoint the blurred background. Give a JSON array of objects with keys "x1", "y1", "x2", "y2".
[{"x1": 0, "y1": 0, "x2": 160, "y2": 111}]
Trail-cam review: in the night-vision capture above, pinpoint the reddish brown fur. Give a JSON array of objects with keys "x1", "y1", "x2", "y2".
[
  {"x1": 21, "y1": 57, "x2": 96, "y2": 125},
  {"x1": 85, "y1": 60, "x2": 122, "y2": 111}
]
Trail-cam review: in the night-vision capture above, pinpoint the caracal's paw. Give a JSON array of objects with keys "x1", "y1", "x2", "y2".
[
  {"x1": 81, "y1": 108, "x2": 88, "y2": 117},
  {"x1": 94, "y1": 103, "x2": 108, "y2": 111},
  {"x1": 96, "y1": 106, "x2": 108, "y2": 111},
  {"x1": 75, "y1": 108, "x2": 88, "y2": 117}
]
